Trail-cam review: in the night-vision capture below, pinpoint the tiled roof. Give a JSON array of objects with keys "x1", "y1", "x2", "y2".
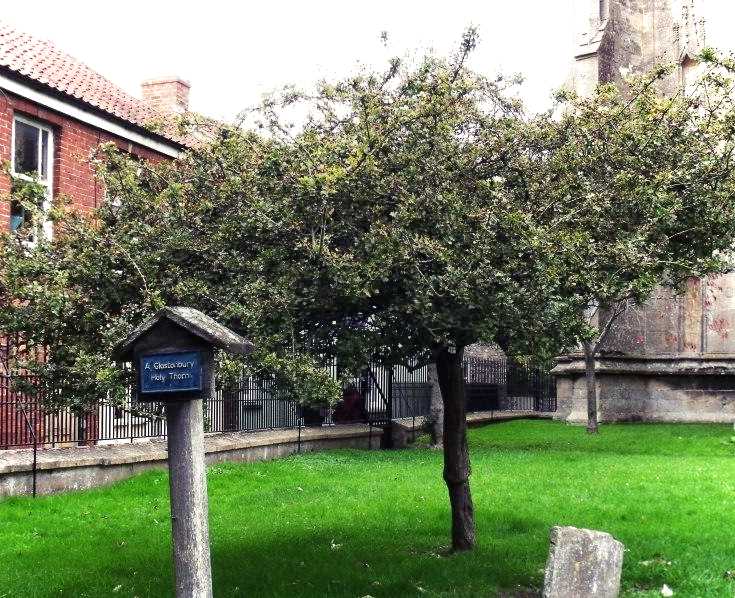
[{"x1": 0, "y1": 22, "x2": 189, "y2": 147}]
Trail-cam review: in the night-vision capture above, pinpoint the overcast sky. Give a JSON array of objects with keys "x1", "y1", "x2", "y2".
[{"x1": 2, "y1": 1, "x2": 733, "y2": 120}]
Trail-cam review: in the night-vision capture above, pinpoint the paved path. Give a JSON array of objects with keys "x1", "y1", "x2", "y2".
[
  {"x1": 394, "y1": 409, "x2": 554, "y2": 430},
  {"x1": 0, "y1": 411, "x2": 554, "y2": 476}
]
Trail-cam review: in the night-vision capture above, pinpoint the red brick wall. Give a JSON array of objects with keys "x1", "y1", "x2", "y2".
[
  {"x1": 0, "y1": 374, "x2": 44, "y2": 449},
  {"x1": 0, "y1": 91, "x2": 170, "y2": 229},
  {"x1": 141, "y1": 78, "x2": 190, "y2": 114}
]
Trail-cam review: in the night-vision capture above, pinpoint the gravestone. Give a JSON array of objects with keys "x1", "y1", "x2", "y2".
[
  {"x1": 113, "y1": 307, "x2": 252, "y2": 598},
  {"x1": 542, "y1": 526, "x2": 624, "y2": 598}
]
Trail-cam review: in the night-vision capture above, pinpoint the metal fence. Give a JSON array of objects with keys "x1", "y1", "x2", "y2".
[
  {"x1": 0, "y1": 377, "x2": 301, "y2": 448},
  {"x1": 0, "y1": 358, "x2": 556, "y2": 449}
]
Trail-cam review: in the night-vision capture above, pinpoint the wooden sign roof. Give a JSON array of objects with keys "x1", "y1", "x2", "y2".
[{"x1": 112, "y1": 307, "x2": 253, "y2": 359}]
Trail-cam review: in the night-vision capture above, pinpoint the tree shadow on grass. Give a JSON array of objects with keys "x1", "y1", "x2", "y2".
[
  {"x1": 28, "y1": 515, "x2": 546, "y2": 597},
  {"x1": 39, "y1": 506, "x2": 722, "y2": 598},
  {"x1": 208, "y1": 515, "x2": 550, "y2": 598}
]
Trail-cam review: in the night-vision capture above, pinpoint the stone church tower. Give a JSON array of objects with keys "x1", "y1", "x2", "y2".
[
  {"x1": 554, "y1": 0, "x2": 735, "y2": 423},
  {"x1": 571, "y1": 0, "x2": 706, "y2": 97}
]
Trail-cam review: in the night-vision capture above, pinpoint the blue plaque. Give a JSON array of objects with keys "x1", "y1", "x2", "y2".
[{"x1": 140, "y1": 351, "x2": 203, "y2": 395}]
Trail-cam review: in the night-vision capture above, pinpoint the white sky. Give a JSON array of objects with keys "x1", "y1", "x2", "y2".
[{"x1": 1, "y1": 1, "x2": 733, "y2": 120}]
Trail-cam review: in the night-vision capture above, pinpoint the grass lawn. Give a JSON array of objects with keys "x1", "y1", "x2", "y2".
[{"x1": 1, "y1": 420, "x2": 734, "y2": 597}]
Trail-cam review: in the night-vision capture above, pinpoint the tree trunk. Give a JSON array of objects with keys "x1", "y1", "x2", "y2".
[
  {"x1": 435, "y1": 346, "x2": 475, "y2": 552},
  {"x1": 583, "y1": 341, "x2": 599, "y2": 434},
  {"x1": 426, "y1": 363, "x2": 443, "y2": 448}
]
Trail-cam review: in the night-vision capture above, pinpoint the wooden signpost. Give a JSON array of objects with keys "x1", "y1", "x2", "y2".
[{"x1": 113, "y1": 307, "x2": 252, "y2": 598}]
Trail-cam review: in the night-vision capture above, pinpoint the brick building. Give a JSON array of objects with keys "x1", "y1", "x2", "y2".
[
  {"x1": 0, "y1": 22, "x2": 194, "y2": 446},
  {"x1": 0, "y1": 22, "x2": 193, "y2": 236}
]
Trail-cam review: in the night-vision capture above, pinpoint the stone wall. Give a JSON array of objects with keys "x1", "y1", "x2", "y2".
[
  {"x1": 600, "y1": 276, "x2": 735, "y2": 357},
  {"x1": 0, "y1": 424, "x2": 384, "y2": 498},
  {"x1": 573, "y1": 0, "x2": 697, "y2": 97},
  {"x1": 554, "y1": 355, "x2": 735, "y2": 423},
  {"x1": 555, "y1": 275, "x2": 735, "y2": 423}
]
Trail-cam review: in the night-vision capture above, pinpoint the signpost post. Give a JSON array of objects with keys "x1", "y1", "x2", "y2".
[{"x1": 113, "y1": 307, "x2": 252, "y2": 598}]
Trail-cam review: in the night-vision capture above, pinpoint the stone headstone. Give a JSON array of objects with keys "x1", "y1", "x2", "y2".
[{"x1": 542, "y1": 526, "x2": 624, "y2": 598}]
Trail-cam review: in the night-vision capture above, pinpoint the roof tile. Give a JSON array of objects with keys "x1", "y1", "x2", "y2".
[{"x1": 0, "y1": 22, "x2": 190, "y2": 147}]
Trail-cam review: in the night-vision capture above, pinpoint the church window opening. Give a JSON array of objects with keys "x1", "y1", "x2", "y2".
[{"x1": 600, "y1": 0, "x2": 609, "y2": 21}]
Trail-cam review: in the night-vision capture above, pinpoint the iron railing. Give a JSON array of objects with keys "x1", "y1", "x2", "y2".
[{"x1": 0, "y1": 359, "x2": 556, "y2": 449}]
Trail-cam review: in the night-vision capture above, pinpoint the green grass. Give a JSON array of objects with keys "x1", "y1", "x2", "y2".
[{"x1": 1, "y1": 421, "x2": 734, "y2": 597}]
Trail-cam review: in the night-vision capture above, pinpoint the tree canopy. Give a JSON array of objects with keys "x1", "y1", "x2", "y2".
[
  {"x1": 526, "y1": 54, "x2": 735, "y2": 431},
  {"x1": 4, "y1": 36, "x2": 735, "y2": 549},
  {"x1": 0, "y1": 33, "x2": 572, "y2": 402}
]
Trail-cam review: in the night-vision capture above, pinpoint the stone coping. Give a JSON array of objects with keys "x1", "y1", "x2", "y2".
[
  {"x1": 466, "y1": 410, "x2": 554, "y2": 424},
  {"x1": 0, "y1": 423, "x2": 381, "y2": 475},
  {"x1": 554, "y1": 354, "x2": 735, "y2": 377},
  {"x1": 0, "y1": 414, "x2": 556, "y2": 476}
]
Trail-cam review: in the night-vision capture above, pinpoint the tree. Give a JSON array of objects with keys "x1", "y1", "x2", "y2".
[
  {"x1": 0, "y1": 129, "x2": 346, "y2": 408},
  {"x1": 1, "y1": 32, "x2": 572, "y2": 552},
  {"x1": 251, "y1": 31, "x2": 576, "y2": 550},
  {"x1": 526, "y1": 54, "x2": 735, "y2": 433}
]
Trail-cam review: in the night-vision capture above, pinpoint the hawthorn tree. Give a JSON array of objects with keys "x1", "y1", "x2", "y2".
[
  {"x1": 525, "y1": 54, "x2": 735, "y2": 433},
  {"x1": 250, "y1": 32, "x2": 578, "y2": 550},
  {"x1": 0, "y1": 128, "x2": 347, "y2": 408},
  {"x1": 1, "y1": 32, "x2": 574, "y2": 552},
  {"x1": 10, "y1": 38, "x2": 733, "y2": 553},
  {"x1": 4, "y1": 42, "x2": 735, "y2": 559}
]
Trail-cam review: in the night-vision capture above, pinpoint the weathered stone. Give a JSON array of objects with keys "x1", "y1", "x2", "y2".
[
  {"x1": 573, "y1": 0, "x2": 704, "y2": 98},
  {"x1": 543, "y1": 526, "x2": 624, "y2": 598},
  {"x1": 553, "y1": 356, "x2": 735, "y2": 424},
  {"x1": 0, "y1": 413, "x2": 554, "y2": 498},
  {"x1": 112, "y1": 306, "x2": 253, "y2": 360},
  {"x1": 0, "y1": 424, "x2": 385, "y2": 497},
  {"x1": 389, "y1": 420, "x2": 415, "y2": 449}
]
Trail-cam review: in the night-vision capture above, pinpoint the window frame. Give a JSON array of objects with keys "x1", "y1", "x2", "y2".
[{"x1": 10, "y1": 114, "x2": 55, "y2": 241}]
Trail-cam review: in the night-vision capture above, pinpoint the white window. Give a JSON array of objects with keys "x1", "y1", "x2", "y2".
[
  {"x1": 599, "y1": 0, "x2": 609, "y2": 22},
  {"x1": 10, "y1": 115, "x2": 54, "y2": 241}
]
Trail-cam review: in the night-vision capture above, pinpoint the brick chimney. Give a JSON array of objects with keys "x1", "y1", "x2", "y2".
[{"x1": 141, "y1": 77, "x2": 191, "y2": 114}]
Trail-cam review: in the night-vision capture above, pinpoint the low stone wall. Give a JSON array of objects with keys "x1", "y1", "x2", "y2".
[
  {"x1": 0, "y1": 424, "x2": 383, "y2": 498},
  {"x1": 554, "y1": 355, "x2": 735, "y2": 424}
]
